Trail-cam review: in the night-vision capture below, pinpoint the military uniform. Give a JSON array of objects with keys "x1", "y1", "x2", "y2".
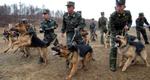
[
  {"x1": 90, "y1": 19, "x2": 96, "y2": 41},
  {"x1": 40, "y1": 9, "x2": 59, "y2": 46},
  {"x1": 98, "y1": 12, "x2": 108, "y2": 44},
  {"x1": 61, "y1": 1, "x2": 84, "y2": 49},
  {"x1": 77, "y1": 11, "x2": 86, "y2": 29},
  {"x1": 109, "y1": 0, "x2": 132, "y2": 71},
  {"x1": 136, "y1": 13, "x2": 149, "y2": 44}
]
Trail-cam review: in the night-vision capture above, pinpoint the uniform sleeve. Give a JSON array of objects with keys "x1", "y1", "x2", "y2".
[
  {"x1": 80, "y1": 18, "x2": 86, "y2": 29},
  {"x1": 98, "y1": 18, "x2": 101, "y2": 29},
  {"x1": 135, "y1": 18, "x2": 139, "y2": 27},
  {"x1": 109, "y1": 14, "x2": 116, "y2": 33},
  {"x1": 144, "y1": 17, "x2": 149, "y2": 25},
  {"x1": 127, "y1": 11, "x2": 132, "y2": 28},
  {"x1": 53, "y1": 20, "x2": 58, "y2": 29},
  {"x1": 77, "y1": 13, "x2": 85, "y2": 29},
  {"x1": 40, "y1": 21, "x2": 45, "y2": 31},
  {"x1": 61, "y1": 16, "x2": 66, "y2": 33}
]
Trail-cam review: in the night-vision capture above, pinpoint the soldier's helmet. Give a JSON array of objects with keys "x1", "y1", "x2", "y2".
[
  {"x1": 21, "y1": 18, "x2": 28, "y2": 24},
  {"x1": 116, "y1": 0, "x2": 126, "y2": 5},
  {"x1": 101, "y1": 12, "x2": 104, "y2": 15},
  {"x1": 66, "y1": 1, "x2": 75, "y2": 7},
  {"x1": 139, "y1": 13, "x2": 144, "y2": 17},
  {"x1": 43, "y1": 9, "x2": 50, "y2": 14}
]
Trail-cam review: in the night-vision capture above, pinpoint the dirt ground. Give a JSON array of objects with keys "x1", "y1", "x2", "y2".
[{"x1": 0, "y1": 28, "x2": 150, "y2": 80}]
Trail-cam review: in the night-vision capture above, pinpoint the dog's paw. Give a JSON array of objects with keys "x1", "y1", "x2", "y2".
[
  {"x1": 66, "y1": 76, "x2": 71, "y2": 80},
  {"x1": 122, "y1": 67, "x2": 127, "y2": 72},
  {"x1": 119, "y1": 64, "x2": 123, "y2": 68},
  {"x1": 146, "y1": 64, "x2": 150, "y2": 67}
]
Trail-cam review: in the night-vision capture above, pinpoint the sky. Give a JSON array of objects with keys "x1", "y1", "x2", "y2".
[{"x1": 1, "y1": 0, "x2": 150, "y2": 26}]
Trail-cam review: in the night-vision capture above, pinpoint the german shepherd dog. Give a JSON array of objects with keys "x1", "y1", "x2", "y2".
[
  {"x1": 80, "y1": 29, "x2": 90, "y2": 45},
  {"x1": 115, "y1": 35, "x2": 150, "y2": 71},
  {"x1": 2, "y1": 23, "x2": 48, "y2": 65},
  {"x1": 103, "y1": 32, "x2": 110, "y2": 48},
  {"x1": 51, "y1": 44, "x2": 94, "y2": 80},
  {"x1": 2, "y1": 28, "x2": 19, "y2": 47}
]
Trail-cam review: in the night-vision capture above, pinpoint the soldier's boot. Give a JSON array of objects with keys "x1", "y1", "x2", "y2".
[
  {"x1": 100, "y1": 34, "x2": 104, "y2": 44},
  {"x1": 143, "y1": 34, "x2": 149, "y2": 44},
  {"x1": 110, "y1": 58, "x2": 117, "y2": 72}
]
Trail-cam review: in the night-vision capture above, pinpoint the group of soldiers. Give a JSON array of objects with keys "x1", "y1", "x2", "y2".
[{"x1": 3, "y1": 0, "x2": 150, "y2": 72}]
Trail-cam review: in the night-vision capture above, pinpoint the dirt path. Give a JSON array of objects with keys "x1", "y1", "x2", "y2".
[{"x1": 0, "y1": 28, "x2": 150, "y2": 80}]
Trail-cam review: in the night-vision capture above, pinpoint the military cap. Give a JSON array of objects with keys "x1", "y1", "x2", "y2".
[
  {"x1": 66, "y1": 1, "x2": 75, "y2": 6},
  {"x1": 43, "y1": 9, "x2": 50, "y2": 14},
  {"x1": 116, "y1": 0, "x2": 126, "y2": 5},
  {"x1": 139, "y1": 12, "x2": 144, "y2": 16}
]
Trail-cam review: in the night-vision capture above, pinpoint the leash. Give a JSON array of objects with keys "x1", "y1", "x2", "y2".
[{"x1": 71, "y1": 28, "x2": 79, "y2": 44}]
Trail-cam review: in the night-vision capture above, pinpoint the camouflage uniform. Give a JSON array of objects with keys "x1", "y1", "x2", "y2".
[
  {"x1": 98, "y1": 12, "x2": 108, "y2": 44},
  {"x1": 40, "y1": 9, "x2": 59, "y2": 46},
  {"x1": 136, "y1": 13, "x2": 149, "y2": 44},
  {"x1": 109, "y1": 0, "x2": 132, "y2": 71},
  {"x1": 61, "y1": 1, "x2": 84, "y2": 49},
  {"x1": 77, "y1": 11, "x2": 86, "y2": 30},
  {"x1": 90, "y1": 19, "x2": 96, "y2": 41}
]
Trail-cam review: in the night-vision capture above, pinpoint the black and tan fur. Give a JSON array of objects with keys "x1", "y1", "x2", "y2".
[{"x1": 116, "y1": 35, "x2": 150, "y2": 71}]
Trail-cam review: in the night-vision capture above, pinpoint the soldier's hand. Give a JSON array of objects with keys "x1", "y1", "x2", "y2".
[
  {"x1": 61, "y1": 33, "x2": 65, "y2": 38},
  {"x1": 74, "y1": 27, "x2": 79, "y2": 31}
]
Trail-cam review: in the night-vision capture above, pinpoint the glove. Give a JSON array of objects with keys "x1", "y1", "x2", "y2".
[{"x1": 74, "y1": 27, "x2": 80, "y2": 31}]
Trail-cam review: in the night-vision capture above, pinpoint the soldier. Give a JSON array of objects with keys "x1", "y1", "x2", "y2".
[
  {"x1": 98, "y1": 12, "x2": 108, "y2": 44},
  {"x1": 90, "y1": 18, "x2": 97, "y2": 41},
  {"x1": 136, "y1": 13, "x2": 150, "y2": 44},
  {"x1": 40, "y1": 9, "x2": 59, "y2": 46},
  {"x1": 109, "y1": 0, "x2": 132, "y2": 72},
  {"x1": 61, "y1": 1, "x2": 84, "y2": 49}
]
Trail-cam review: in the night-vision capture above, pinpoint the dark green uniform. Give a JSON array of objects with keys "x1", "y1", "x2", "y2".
[
  {"x1": 109, "y1": 10, "x2": 132, "y2": 71},
  {"x1": 98, "y1": 14, "x2": 108, "y2": 44},
  {"x1": 40, "y1": 19, "x2": 58, "y2": 46},
  {"x1": 77, "y1": 11, "x2": 86, "y2": 29},
  {"x1": 90, "y1": 20, "x2": 96, "y2": 41},
  {"x1": 61, "y1": 12, "x2": 84, "y2": 48},
  {"x1": 136, "y1": 13, "x2": 149, "y2": 44}
]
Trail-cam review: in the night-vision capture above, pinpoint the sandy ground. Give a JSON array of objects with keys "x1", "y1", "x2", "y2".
[{"x1": 0, "y1": 28, "x2": 150, "y2": 80}]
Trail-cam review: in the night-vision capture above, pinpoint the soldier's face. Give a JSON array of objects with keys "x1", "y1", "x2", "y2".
[
  {"x1": 43, "y1": 13, "x2": 49, "y2": 20},
  {"x1": 67, "y1": 6, "x2": 74, "y2": 13},
  {"x1": 116, "y1": 5, "x2": 125, "y2": 12}
]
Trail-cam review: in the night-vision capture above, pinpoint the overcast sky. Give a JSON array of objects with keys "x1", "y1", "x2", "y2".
[{"x1": 1, "y1": 0, "x2": 150, "y2": 26}]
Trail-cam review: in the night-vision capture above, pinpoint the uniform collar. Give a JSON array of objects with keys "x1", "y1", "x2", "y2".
[
  {"x1": 67, "y1": 12, "x2": 76, "y2": 17},
  {"x1": 44, "y1": 18, "x2": 52, "y2": 22}
]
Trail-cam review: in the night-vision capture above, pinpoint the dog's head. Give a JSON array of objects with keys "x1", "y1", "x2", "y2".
[
  {"x1": 51, "y1": 44, "x2": 70, "y2": 58},
  {"x1": 80, "y1": 29, "x2": 89, "y2": 37},
  {"x1": 115, "y1": 35, "x2": 127, "y2": 48},
  {"x1": 13, "y1": 23, "x2": 29, "y2": 33}
]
